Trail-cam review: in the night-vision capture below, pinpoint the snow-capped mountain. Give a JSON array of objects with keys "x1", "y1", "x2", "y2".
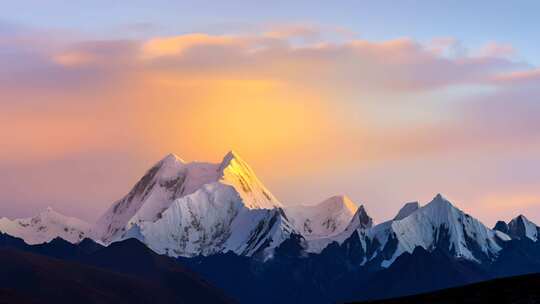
[
  {"x1": 0, "y1": 207, "x2": 91, "y2": 244},
  {"x1": 0, "y1": 147, "x2": 527, "y2": 270},
  {"x1": 494, "y1": 215, "x2": 540, "y2": 241},
  {"x1": 306, "y1": 203, "x2": 373, "y2": 252},
  {"x1": 368, "y1": 194, "x2": 511, "y2": 266},
  {"x1": 93, "y1": 151, "x2": 295, "y2": 258},
  {"x1": 307, "y1": 194, "x2": 511, "y2": 267},
  {"x1": 307, "y1": 200, "x2": 421, "y2": 254},
  {"x1": 285, "y1": 195, "x2": 358, "y2": 240}
]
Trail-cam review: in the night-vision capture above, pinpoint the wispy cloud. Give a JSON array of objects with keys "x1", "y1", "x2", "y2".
[{"x1": 492, "y1": 68, "x2": 540, "y2": 85}]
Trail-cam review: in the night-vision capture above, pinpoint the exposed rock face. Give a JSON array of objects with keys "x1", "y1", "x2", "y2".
[
  {"x1": 393, "y1": 202, "x2": 420, "y2": 220},
  {"x1": 494, "y1": 221, "x2": 509, "y2": 234},
  {"x1": 506, "y1": 215, "x2": 540, "y2": 241}
]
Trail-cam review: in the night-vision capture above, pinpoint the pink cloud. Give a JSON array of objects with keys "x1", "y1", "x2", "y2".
[
  {"x1": 492, "y1": 68, "x2": 540, "y2": 84},
  {"x1": 262, "y1": 24, "x2": 321, "y2": 40},
  {"x1": 2, "y1": 29, "x2": 527, "y2": 94},
  {"x1": 476, "y1": 42, "x2": 516, "y2": 59}
]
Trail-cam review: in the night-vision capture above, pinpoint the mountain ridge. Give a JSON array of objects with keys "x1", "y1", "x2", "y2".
[
  {"x1": 0, "y1": 207, "x2": 90, "y2": 245},
  {"x1": 2, "y1": 152, "x2": 538, "y2": 269},
  {"x1": 3, "y1": 150, "x2": 540, "y2": 304}
]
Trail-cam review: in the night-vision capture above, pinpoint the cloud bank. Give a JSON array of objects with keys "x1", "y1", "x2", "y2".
[{"x1": 1, "y1": 25, "x2": 539, "y2": 224}]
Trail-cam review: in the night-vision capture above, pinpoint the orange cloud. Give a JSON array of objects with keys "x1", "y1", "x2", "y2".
[{"x1": 142, "y1": 34, "x2": 239, "y2": 58}]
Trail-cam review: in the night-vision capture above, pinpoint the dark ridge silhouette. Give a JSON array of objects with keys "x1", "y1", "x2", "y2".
[
  {"x1": 4, "y1": 227, "x2": 540, "y2": 304},
  {"x1": 181, "y1": 234, "x2": 540, "y2": 304},
  {"x1": 0, "y1": 235, "x2": 233, "y2": 304},
  {"x1": 0, "y1": 248, "x2": 176, "y2": 304},
  {"x1": 351, "y1": 273, "x2": 540, "y2": 304},
  {"x1": 0, "y1": 288, "x2": 38, "y2": 304},
  {"x1": 349, "y1": 247, "x2": 486, "y2": 301}
]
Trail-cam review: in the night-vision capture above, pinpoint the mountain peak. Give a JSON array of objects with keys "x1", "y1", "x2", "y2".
[
  {"x1": 515, "y1": 214, "x2": 529, "y2": 221},
  {"x1": 217, "y1": 151, "x2": 281, "y2": 209},
  {"x1": 375, "y1": 194, "x2": 511, "y2": 266},
  {"x1": 38, "y1": 207, "x2": 68, "y2": 220},
  {"x1": 159, "y1": 153, "x2": 185, "y2": 166},
  {"x1": 393, "y1": 201, "x2": 420, "y2": 220},
  {"x1": 285, "y1": 195, "x2": 358, "y2": 240},
  {"x1": 302, "y1": 201, "x2": 371, "y2": 253},
  {"x1": 223, "y1": 150, "x2": 240, "y2": 161},
  {"x1": 434, "y1": 193, "x2": 448, "y2": 202},
  {"x1": 493, "y1": 220, "x2": 509, "y2": 234},
  {"x1": 95, "y1": 150, "x2": 285, "y2": 248},
  {"x1": 346, "y1": 204, "x2": 373, "y2": 230},
  {"x1": 507, "y1": 214, "x2": 539, "y2": 241},
  {"x1": 320, "y1": 195, "x2": 358, "y2": 214},
  {"x1": 509, "y1": 214, "x2": 533, "y2": 226},
  {"x1": 142, "y1": 153, "x2": 187, "y2": 182},
  {"x1": 219, "y1": 150, "x2": 247, "y2": 171},
  {"x1": 40, "y1": 206, "x2": 57, "y2": 217},
  {"x1": 427, "y1": 193, "x2": 453, "y2": 209}
]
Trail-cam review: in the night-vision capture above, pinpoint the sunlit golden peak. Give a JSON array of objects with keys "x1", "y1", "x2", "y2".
[{"x1": 221, "y1": 150, "x2": 244, "y2": 166}]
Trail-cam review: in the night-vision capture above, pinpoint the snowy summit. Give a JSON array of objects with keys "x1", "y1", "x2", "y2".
[{"x1": 92, "y1": 151, "x2": 294, "y2": 258}]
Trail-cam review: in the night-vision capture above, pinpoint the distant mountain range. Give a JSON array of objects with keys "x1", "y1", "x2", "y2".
[{"x1": 2, "y1": 151, "x2": 540, "y2": 303}]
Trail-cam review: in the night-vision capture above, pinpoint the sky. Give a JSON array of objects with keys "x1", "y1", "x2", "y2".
[{"x1": 1, "y1": 1, "x2": 540, "y2": 226}]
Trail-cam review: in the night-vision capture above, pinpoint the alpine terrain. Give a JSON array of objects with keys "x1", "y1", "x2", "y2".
[{"x1": 2, "y1": 152, "x2": 540, "y2": 304}]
